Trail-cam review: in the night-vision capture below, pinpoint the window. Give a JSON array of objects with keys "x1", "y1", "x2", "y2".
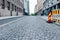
[
  {"x1": 7, "y1": 1, "x2": 10, "y2": 10},
  {"x1": 57, "y1": 3, "x2": 60, "y2": 9},
  {"x1": 17, "y1": 7, "x2": 18, "y2": 12},
  {"x1": 48, "y1": 5, "x2": 49, "y2": 7},
  {"x1": 19, "y1": 8, "x2": 21, "y2": 12},
  {"x1": 12, "y1": 4, "x2": 14, "y2": 11},
  {"x1": 15, "y1": 6, "x2": 16, "y2": 11},
  {"x1": 16, "y1": 7, "x2": 18, "y2": 16},
  {"x1": 1, "y1": 0, "x2": 5, "y2": 9},
  {"x1": 51, "y1": 3, "x2": 53, "y2": 5},
  {"x1": 53, "y1": 5, "x2": 56, "y2": 9}
]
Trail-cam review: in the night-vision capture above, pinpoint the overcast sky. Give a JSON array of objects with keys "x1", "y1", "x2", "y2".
[{"x1": 29, "y1": 0, "x2": 37, "y2": 14}]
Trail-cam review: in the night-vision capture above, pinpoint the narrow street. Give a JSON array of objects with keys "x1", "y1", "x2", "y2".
[{"x1": 0, "y1": 16, "x2": 60, "y2": 40}]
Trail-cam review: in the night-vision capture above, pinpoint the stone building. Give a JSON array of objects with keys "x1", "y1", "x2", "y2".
[
  {"x1": 43, "y1": 0, "x2": 60, "y2": 15},
  {"x1": 0, "y1": 0, "x2": 24, "y2": 17},
  {"x1": 34, "y1": 4, "x2": 38, "y2": 15},
  {"x1": 23, "y1": 0, "x2": 29, "y2": 15},
  {"x1": 37, "y1": 0, "x2": 43, "y2": 15},
  {"x1": 35, "y1": 0, "x2": 43, "y2": 15}
]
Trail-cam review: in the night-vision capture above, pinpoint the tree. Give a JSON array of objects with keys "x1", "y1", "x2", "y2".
[{"x1": 31, "y1": 13, "x2": 35, "y2": 16}]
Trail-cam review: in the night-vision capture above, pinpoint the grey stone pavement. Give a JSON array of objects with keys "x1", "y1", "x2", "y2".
[{"x1": 0, "y1": 16, "x2": 60, "y2": 40}]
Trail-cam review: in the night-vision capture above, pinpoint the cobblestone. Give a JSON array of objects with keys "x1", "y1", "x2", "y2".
[{"x1": 0, "y1": 16, "x2": 60, "y2": 40}]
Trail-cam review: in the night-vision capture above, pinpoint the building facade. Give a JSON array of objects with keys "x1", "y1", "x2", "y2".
[
  {"x1": 35, "y1": 0, "x2": 43, "y2": 15},
  {"x1": 23, "y1": 0, "x2": 29, "y2": 15},
  {"x1": 34, "y1": 4, "x2": 38, "y2": 15},
  {"x1": 43, "y1": 0, "x2": 60, "y2": 16},
  {"x1": 0, "y1": 0, "x2": 24, "y2": 17}
]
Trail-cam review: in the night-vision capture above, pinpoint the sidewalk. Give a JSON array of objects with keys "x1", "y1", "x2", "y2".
[
  {"x1": 0, "y1": 16, "x2": 23, "y2": 25},
  {"x1": 0, "y1": 16, "x2": 20, "y2": 20},
  {"x1": 40, "y1": 16, "x2": 48, "y2": 21},
  {"x1": 41, "y1": 16, "x2": 60, "y2": 26}
]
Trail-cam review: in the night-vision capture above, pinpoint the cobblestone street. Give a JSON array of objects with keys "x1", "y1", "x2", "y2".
[{"x1": 0, "y1": 16, "x2": 60, "y2": 40}]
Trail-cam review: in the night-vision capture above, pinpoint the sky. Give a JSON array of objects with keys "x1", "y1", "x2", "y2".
[{"x1": 29, "y1": 0, "x2": 37, "y2": 14}]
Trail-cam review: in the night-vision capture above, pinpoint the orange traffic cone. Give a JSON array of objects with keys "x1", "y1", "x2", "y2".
[
  {"x1": 48, "y1": 16, "x2": 52, "y2": 23},
  {"x1": 47, "y1": 12, "x2": 52, "y2": 23}
]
